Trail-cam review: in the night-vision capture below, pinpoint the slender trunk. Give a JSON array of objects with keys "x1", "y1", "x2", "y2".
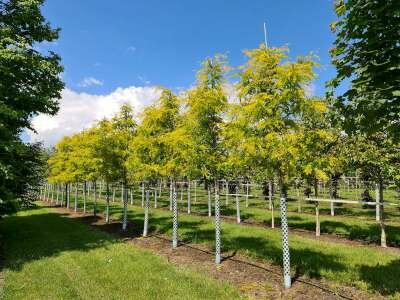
[
  {"x1": 314, "y1": 179, "x2": 320, "y2": 237},
  {"x1": 208, "y1": 186, "x2": 212, "y2": 217},
  {"x1": 268, "y1": 181, "x2": 273, "y2": 210},
  {"x1": 225, "y1": 181, "x2": 229, "y2": 205},
  {"x1": 375, "y1": 183, "x2": 381, "y2": 221},
  {"x1": 269, "y1": 181, "x2": 274, "y2": 228},
  {"x1": 83, "y1": 181, "x2": 87, "y2": 214},
  {"x1": 169, "y1": 179, "x2": 173, "y2": 211},
  {"x1": 245, "y1": 182, "x2": 249, "y2": 208},
  {"x1": 130, "y1": 187, "x2": 133, "y2": 205},
  {"x1": 377, "y1": 182, "x2": 386, "y2": 247},
  {"x1": 297, "y1": 187, "x2": 301, "y2": 213},
  {"x1": 74, "y1": 182, "x2": 78, "y2": 212},
  {"x1": 187, "y1": 179, "x2": 191, "y2": 214},
  {"x1": 66, "y1": 183, "x2": 69, "y2": 209},
  {"x1": 194, "y1": 180, "x2": 197, "y2": 203},
  {"x1": 235, "y1": 184, "x2": 241, "y2": 223},
  {"x1": 93, "y1": 181, "x2": 97, "y2": 217},
  {"x1": 122, "y1": 182, "x2": 128, "y2": 231},
  {"x1": 106, "y1": 183, "x2": 110, "y2": 223},
  {"x1": 141, "y1": 182, "x2": 145, "y2": 208}
]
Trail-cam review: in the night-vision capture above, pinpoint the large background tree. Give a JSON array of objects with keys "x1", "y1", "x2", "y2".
[
  {"x1": 0, "y1": 0, "x2": 64, "y2": 215},
  {"x1": 328, "y1": 0, "x2": 400, "y2": 139}
]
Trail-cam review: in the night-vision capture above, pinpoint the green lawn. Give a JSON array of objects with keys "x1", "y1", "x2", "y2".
[
  {"x1": 73, "y1": 195, "x2": 400, "y2": 298},
  {"x1": 87, "y1": 185, "x2": 400, "y2": 246},
  {"x1": 0, "y1": 206, "x2": 241, "y2": 300}
]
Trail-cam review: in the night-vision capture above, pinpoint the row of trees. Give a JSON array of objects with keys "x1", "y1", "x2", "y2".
[{"x1": 47, "y1": 45, "x2": 400, "y2": 201}]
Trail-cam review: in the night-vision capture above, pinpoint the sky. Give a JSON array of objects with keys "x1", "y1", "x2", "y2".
[{"x1": 27, "y1": 0, "x2": 338, "y2": 146}]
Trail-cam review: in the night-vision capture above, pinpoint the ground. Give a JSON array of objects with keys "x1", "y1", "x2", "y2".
[{"x1": 2, "y1": 202, "x2": 397, "y2": 299}]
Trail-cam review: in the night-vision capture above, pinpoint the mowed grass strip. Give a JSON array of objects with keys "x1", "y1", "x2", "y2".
[
  {"x1": 0, "y1": 206, "x2": 242, "y2": 300},
  {"x1": 77, "y1": 197, "x2": 400, "y2": 298}
]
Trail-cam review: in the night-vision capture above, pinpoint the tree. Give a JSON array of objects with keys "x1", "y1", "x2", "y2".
[
  {"x1": 0, "y1": 0, "x2": 64, "y2": 214},
  {"x1": 328, "y1": 0, "x2": 400, "y2": 139},
  {"x1": 128, "y1": 88, "x2": 180, "y2": 182},
  {"x1": 235, "y1": 44, "x2": 317, "y2": 288},
  {"x1": 183, "y1": 55, "x2": 229, "y2": 183},
  {"x1": 111, "y1": 104, "x2": 137, "y2": 230}
]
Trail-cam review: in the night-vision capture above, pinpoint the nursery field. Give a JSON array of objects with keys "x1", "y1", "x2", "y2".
[{"x1": 39, "y1": 182, "x2": 400, "y2": 299}]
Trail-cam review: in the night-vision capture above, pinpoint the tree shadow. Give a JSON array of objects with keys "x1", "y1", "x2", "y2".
[
  {"x1": 0, "y1": 210, "x2": 119, "y2": 272},
  {"x1": 359, "y1": 259, "x2": 400, "y2": 296}
]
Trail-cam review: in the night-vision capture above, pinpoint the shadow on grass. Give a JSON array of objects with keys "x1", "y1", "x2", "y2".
[
  {"x1": 41, "y1": 199, "x2": 400, "y2": 296},
  {"x1": 359, "y1": 259, "x2": 400, "y2": 296},
  {"x1": 0, "y1": 209, "x2": 122, "y2": 272}
]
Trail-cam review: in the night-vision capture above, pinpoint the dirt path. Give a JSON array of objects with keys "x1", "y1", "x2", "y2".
[{"x1": 50, "y1": 204, "x2": 384, "y2": 300}]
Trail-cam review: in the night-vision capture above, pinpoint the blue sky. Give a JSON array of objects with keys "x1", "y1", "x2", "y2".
[
  {"x1": 29, "y1": 1, "x2": 338, "y2": 145},
  {"x1": 40, "y1": 0, "x2": 337, "y2": 95}
]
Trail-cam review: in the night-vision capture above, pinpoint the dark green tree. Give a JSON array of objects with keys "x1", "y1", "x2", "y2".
[
  {"x1": 0, "y1": 0, "x2": 64, "y2": 215},
  {"x1": 328, "y1": 0, "x2": 400, "y2": 139}
]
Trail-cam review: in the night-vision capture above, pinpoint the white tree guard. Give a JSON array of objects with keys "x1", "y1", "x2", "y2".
[
  {"x1": 375, "y1": 183, "x2": 380, "y2": 221},
  {"x1": 172, "y1": 188, "x2": 178, "y2": 248},
  {"x1": 235, "y1": 185, "x2": 241, "y2": 224},
  {"x1": 187, "y1": 180, "x2": 191, "y2": 214},
  {"x1": 208, "y1": 187, "x2": 212, "y2": 217},
  {"x1": 154, "y1": 190, "x2": 157, "y2": 208},
  {"x1": 93, "y1": 182, "x2": 97, "y2": 217},
  {"x1": 280, "y1": 196, "x2": 291, "y2": 289},
  {"x1": 141, "y1": 182, "x2": 145, "y2": 208},
  {"x1": 83, "y1": 182, "x2": 87, "y2": 214},
  {"x1": 215, "y1": 186, "x2": 221, "y2": 264},
  {"x1": 56, "y1": 184, "x2": 59, "y2": 205},
  {"x1": 194, "y1": 181, "x2": 197, "y2": 203},
  {"x1": 130, "y1": 188, "x2": 134, "y2": 205},
  {"x1": 245, "y1": 183, "x2": 249, "y2": 208},
  {"x1": 66, "y1": 183, "x2": 70, "y2": 209},
  {"x1": 143, "y1": 190, "x2": 150, "y2": 237},
  {"x1": 51, "y1": 184, "x2": 54, "y2": 203},
  {"x1": 112, "y1": 188, "x2": 115, "y2": 202},
  {"x1": 106, "y1": 185, "x2": 110, "y2": 224},
  {"x1": 74, "y1": 183, "x2": 78, "y2": 212},
  {"x1": 169, "y1": 180, "x2": 173, "y2": 211}
]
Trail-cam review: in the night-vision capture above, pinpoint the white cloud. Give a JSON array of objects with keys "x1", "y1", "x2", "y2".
[
  {"x1": 127, "y1": 46, "x2": 136, "y2": 53},
  {"x1": 27, "y1": 86, "x2": 161, "y2": 146},
  {"x1": 304, "y1": 83, "x2": 316, "y2": 98},
  {"x1": 78, "y1": 77, "x2": 104, "y2": 87}
]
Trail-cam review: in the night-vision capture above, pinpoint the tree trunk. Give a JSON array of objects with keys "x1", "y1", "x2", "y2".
[
  {"x1": 314, "y1": 179, "x2": 320, "y2": 237},
  {"x1": 93, "y1": 181, "x2": 97, "y2": 217},
  {"x1": 377, "y1": 182, "x2": 386, "y2": 247},
  {"x1": 83, "y1": 181, "x2": 87, "y2": 214},
  {"x1": 106, "y1": 183, "x2": 110, "y2": 223}
]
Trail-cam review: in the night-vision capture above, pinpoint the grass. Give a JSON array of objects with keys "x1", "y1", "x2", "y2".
[
  {"x1": 73, "y1": 195, "x2": 400, "y2": 298},
  {"x1": 0, "y1": 206, "x2": 242, "y2": 300},
  {"x1": 83, "y1": 185, "x2": 400, "y2": 246}
]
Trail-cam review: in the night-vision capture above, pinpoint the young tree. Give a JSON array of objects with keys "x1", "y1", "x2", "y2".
[
  {"x1": 183, "y1": 55, "x2": 229, "y2": 262},
  {"x1": 111, "y1": 104, "x2": 137, "y2": 230},
  {"x1": 236, "y1": 44, "x2": 317, "y2": 288}
]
